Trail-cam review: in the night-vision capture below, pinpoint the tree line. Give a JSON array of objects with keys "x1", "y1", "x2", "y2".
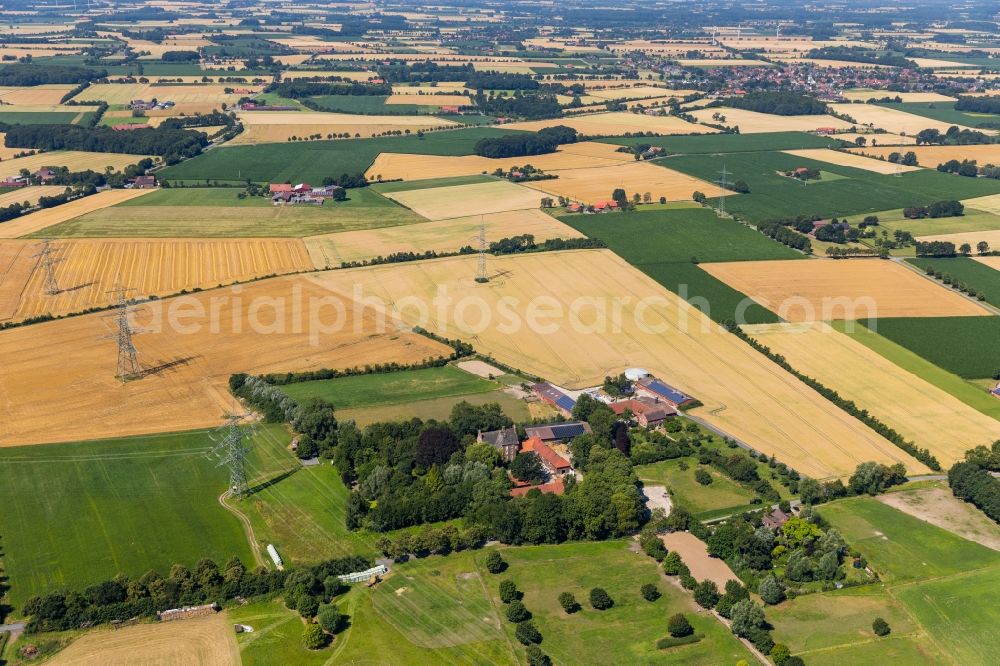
[
  {"x1": 0, "y1": 63, "x2": 106, "y2": 86},
  {"x1": 473, "y1": 125, "x2": 578, "y2": 158},
  {"x1": 724, "y1": 92, "x2": 828, "y2": 116},
  {"x1": 2, "y1": 124, "x2": 207, "y2": 162},
  {"x1": 267, "y1": 80, "x2": 392, "y2": 98}
]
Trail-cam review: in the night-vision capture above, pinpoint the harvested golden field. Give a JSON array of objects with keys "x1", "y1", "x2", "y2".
[
  {"x1": 0, "y1": 238, "x2": 314, "y2": 323},
  {"x1": 504, "y1": 111, "x2": 714, "y2": 136},
  {"x1": 908, "y1": 57, "x2": 975, "y2": 69},
  {"x1": 702, "y1": 259, "x2": 991, "y2": 321},
  {"x1": 841, "y1": 90, "x2": 956, "y2": 103},
  {"x1": 745, "y1": 322, "x2": 1000, "y2": 465},
  {"x1": 232, "y1": 111, "x2": 458, "y2": 144},
  {"x1": 520, "y1": 161, "x2": 722, "y2": 204},
  {"x1": 78, "y1": 83, "x2": 250, "y2": 106},
  {"x1": 0, "y1": 185, "x2": 67, "y2": 208},
  {"x1": 0, "y1": 275, "x2": 451, "y2": 446},
  {"x1": 310, "y1": 250, "x2": 924, "y2": 479},
  {"x1": 383, "y1": 181, "x2": 547, "y2": 220},
  {"x1": 0, "y1": 189, "x2": 155, "y2": 238},
  {"x1": 782, "y1": 148, "x2": 922, "y2": 174},
  {"x1": 849, "y1": 144, "x2": 1000, "y2": 167},
  {"x1": 385, "y1": 93, "x2": 471, "y2": 106},
  {"x1": 828, "y1": 102, "x2": 990, "y2": 136},
  {"x1": 0, "y1": 240, "x2": 33, "y2": 321},
  {"x1": 916, "y1": 230, "x2": 1000, "y2": 249},
  {"x1": 47, "y1": 614, "x2": 238, "y2": 666},
  {"x1": 0, "y1": 84, "x2": 77, "y2": 105},
  {"x1": 304, "y1": 209, "x2": 582, "y2": 267},
  {"x1": 0, "y1": 150, "x2": 152, "y2": 178},
  {"x1": 365, "y1": 142, "x2": 629, "y2": 181},
  {"x1": 660, "y1": 533, "x2": 739, "y2": 588},
  {"x1": 974, "y1": 255, "x2": 1000, "y2": 272},
  {"x1": 962, "y1": 193, "x2": 1000, "y2": 216},
  {"x1": 687, "y1": 107, "x2": 853, "y2": 133}
]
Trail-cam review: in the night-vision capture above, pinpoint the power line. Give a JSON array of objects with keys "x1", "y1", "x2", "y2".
[
  {"x1": 475, "y1": 215, "x2": 489, "y2": 283},
  {"x1": 716, "y1": 165, "x2": 730, "y2": 215},
  {"x1": 32, "y1": 240, "x2": 63, "y2": 296},
  {"x1": 212, "y1": 411, "x2": 255, "y2": 498},
  {"x1": 104, "y1": 285, "x2": 142, "y2": 382}
]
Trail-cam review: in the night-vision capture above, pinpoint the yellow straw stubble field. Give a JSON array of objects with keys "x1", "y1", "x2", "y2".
[
  {"x1": 0, "y1": 189, "x2": 156, "y2": 238},
  {"x1": 383, "y1": 180, "x2": 547, "y2": 220},
  {"x1": 304, "y1": 209, "x2": 583, "y2": 267},
  {"x1": 849, "y1": 143, "x2": 1000, "y2": 167},
  {"x1": 701, "y1": 259, "x2": 992, "y2": 321},
  {"x1": 687, "y1": 107, "x2": 853, "y2": 133},
  {"x1": 0, "y1": 237, "x2": 314, "y2": 322},
  {"x1": 520, "y1": 161, "x2": 725, "y2": 203},
  {"x1": 0, "y1": 150, "x2": 152, "y2": 177},
  {"x1": 231, "y1": 111, "x2": 458, "y2": 144},
  {"x1": 828, "y1": 102, "x2": 992, "y2": 135},
  {"x1": 745, "y1": 322, "x2": 1000, "y2": 466},
  {"x1": 782, "y1": 148, "x2": 922, "y2": 174},
  {"x1": 365, "y1": 141, "x2": 631, "y2": 181},
  {"x1": 504, "y1": 111, "x2": 715, "y2": 136},
  {"x1": 0, "y1": 275, "x2": 452, "y2": 446},
  {"x1": 46, "y1": 614, "x2": 238, "y2": 666},
  {"x1": 309, "y1": 250, "x2": 926, "y2": 479}
]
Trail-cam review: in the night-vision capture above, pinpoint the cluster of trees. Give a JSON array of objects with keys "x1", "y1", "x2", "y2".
[
  {"x1": 21, "y1": 555, "x2": 368, "y2": 634},
  {"x1": 756, "y1": 220, "x2": 813, "y2": 253},
  {"x1": 916, "y1": 126, "x2": 994, "y2": 146},
  {"x1": 2, "y1": 124, "x2": 207, "y2": 162},
  {"x1": 474, "y1": 90, "x2": 562, "y2": 120},
  {"x1": 466, "y1": 72, "x2": 540, "y2": 90},
  {"x1": 935, "y1": 158, "x2": 979, "y2": 177},
  {"x1": 920, "y1": 261, "x2": 992, "y2": 300},
  {"x1": 160, "y1": 111, "x2": 236, "y2": 130},
  {"x1": 806, "y1": 46, "x2": 913, "y2": 68},
  {"x1": 483, "y1": 234, "x2": 605, "y2": 255},
  {"x1": 954, "y1": 96, "x2": 1000, "y2": 114},
  {"x1": 903, "y1": 200, "x2": 963, "y2": 219},
  {"x1": 268, "y1": 80, "x2": 392, "y2": 98},
  {"x1": 377, "y1": 61, "x2": 473, "y2": 83},
  {"x1": 0, "y1": 63, "x2": 105, "y2": 85},
  {"x1": 697, "y1": 447, "x2": 783, "y2": 503},
  {"x1": 914, "y1": 240, "x2": 957, "y2": 257},
  {"x1": 725, "y1": 92, "x2": 828, "y2": 116},
  {"x1": 886, "y1": 150, "x2": 918, "y2": 166},
  {"x1": 473, "y1": 125, "x2": 578, "y2": 158},
  {"x1": 727, "y1": 322, "x2": 941, "y2": 471},
  {"x1": 949, "y1": 453, "x2": 1000, "y2": 526},
  {"x1": 161, "y1": 51, "x2": 200, "y2": 62}
]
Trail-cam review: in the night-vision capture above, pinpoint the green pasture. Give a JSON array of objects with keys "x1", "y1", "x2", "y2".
[
  {"x1": 636, "y1": 458, "x2": 757, "y2": 518},
  {"x1": 600, "y1": 131, "x2": 844, "y2": 154},
  {"x1": 860, "y1": 316, "x2": 1000, "y2": 379},
  {"x1": 907, "y1": 256, "x2": 1000, "y2": 309}
]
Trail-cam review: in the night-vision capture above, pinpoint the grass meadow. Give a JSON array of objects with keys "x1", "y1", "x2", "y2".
[
  {"x1": 279, "y1": 366, "x2": 499, "y2": 410},
  {"x1": 660, "y1": 150, "x2": 1000, "y2": 222},
  {"x1": 764, "y1": 496, "x2": 1000, "y2": 664},
  {"x1": 562, "y1": 206, "x2": 799, "y2": 323},
  {"x1": 908, "y1": 256, "x2": 1000, "y2": 309},
  {"x1": 636, "y1": 458, "x2": 757, "y2": 518},
  {"x1": 0, "y1": 111, "x2": 81, "y2": 125},
  {"x1": 0, "y1": 429, "x2": 267, "y2": 609},
  {"x1": 335, "y1": 390, "x2": 533, "y2": 427},
  {"x1": 159, "y1": 127, "x2": 516, "y2": 184},
  {"x1": 874, "y1": 101, "x2": 1000, "y2": 129},
  {"x1": 860, "y1": 316, "x2": 1000, "y2": 379},
  {"x1": 862, "y1": 207, "x2": 1000, "y2": 237}
]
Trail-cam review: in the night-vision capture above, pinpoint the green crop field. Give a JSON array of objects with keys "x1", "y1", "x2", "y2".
[
  {"x1": 485, "y1": 541, "x2": 754, "y2": 664},
  {"x1": 561, "y1": 206, "x2": 799, "y2": 323},
  {"x1": 0, "y1": 111, "x2": 82, "y2": 125},
  {"x1": 600, "y1": 131, "x2": 845, "y2": 154},
  {"x1": 860, "y1": 316, "x2": 1000, "y2": 379},
  {"x1": 34, "y1": 187, "x2": 424, "y2": 237},
  {"x1": 802, "y1": 634, "x2": 948, "y2": 666},
  {"x1": 818, "y1": 497, "x2": 1000, "y2": 583},
  {"x1": 279, "y1": 366, "x2": 499, "y2": 410},
  {"x1": 636, "y1": 458, "x2": 757, "y2": 518},
  {"x1": 659, "y1": 150, "x2": 1000, "y2": 222},
  {"x1": 309, "y1": 94, "x2": 459, "y2": 114},
  {"x1": 159, "y1": 127, "x2": 516, "y2": 184},
  {"x1": 875, "y1": 101, "x2": 1000, "y2": 129},
  {"x1": 832, "y1": 320, "x2": 1000, "y2": 419},
  {"x1": 0, "y1": 428, "x2": 285, "y2": 609},
  {"x1": 908, "y1": 256, "x2": 1000, "y2": 308}
]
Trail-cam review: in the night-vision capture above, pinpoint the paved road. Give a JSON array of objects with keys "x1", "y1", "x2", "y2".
[{"x1": 0, "y1": 621, "x2": 26, "y2": 645}]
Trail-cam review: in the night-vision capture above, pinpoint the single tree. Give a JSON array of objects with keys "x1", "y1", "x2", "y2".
[
  {"x1": 499, "y1": 579, "x2": 519, "y2": 604},
  {"x1": 511, "y1": 452, "x2": 545, "y2": 484},
  {"x1": 640, "y1": 583, "x2": 661, "y2": 601},
  {"x1": 694, "y1": 580, "x2": 720, "y2": 609},
  {"x1": 758, "y1": 575, "x2": 785, "y2": 605},
  {"x1": 667, "y1": 613, "x2": 693, "y2": 638},
  {"x1": 525, "y1": 644, "x2": 551, "y2": 666},
  {"x1": 506, "y1": 600, "x2": 531, "y2": 623},
  {"x1": 872, "y1": 617, "x2": 891, "y2": 636},
  {"x1": 589, "y1": 587, "x2": 614, "y2": 610},
  {"x1": 694, "y1": 468, "x2": 712, "y2": 485},
  {"x1": 302, "y1": 623, "x2": 327, "y2": 650},
  {"x1": 770, "y1": 643, "x2": 791, "y2": 665},
  {"x1": 558, "y1": 591, "x2": 578, "y2": 613},
  {"x1": 316, "y1": 604, "x2": 341, "y2": 633},
  {"x1": 515, "y1": 620, "x2": 542, "y2": 645},
  {"x1": 485, "y1": 551, "x2": 506, "y2": 574}
]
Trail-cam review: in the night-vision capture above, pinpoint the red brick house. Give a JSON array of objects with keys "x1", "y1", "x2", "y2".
[{"x1": 522, "y1": 435, "x2": 572, "y2": 477}]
